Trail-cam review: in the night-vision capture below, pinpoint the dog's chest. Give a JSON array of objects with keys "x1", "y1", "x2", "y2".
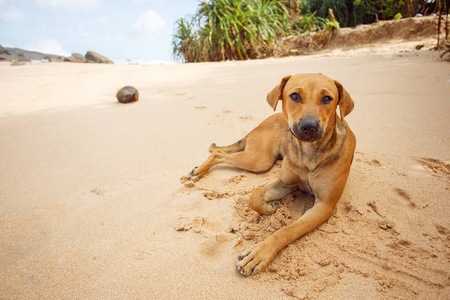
[
  {"x1": 300, "y1": 144, "x2": 320, "y2": 169},
  {"x1": 285, "y1": 142, "x2": 320, "y2": 173}
]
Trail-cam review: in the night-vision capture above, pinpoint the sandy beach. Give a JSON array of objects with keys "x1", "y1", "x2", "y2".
[{"x1": 1, "y1": 48, "x2": 449, "y2": 299}]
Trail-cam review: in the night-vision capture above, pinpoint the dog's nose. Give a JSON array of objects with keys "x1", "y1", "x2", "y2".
[
  {"x1": 290, "y1": 118, "x2": 323, "y2": 142},
  {"x1": 299, "y1": 119, "x2": 320, "y2": 134}
]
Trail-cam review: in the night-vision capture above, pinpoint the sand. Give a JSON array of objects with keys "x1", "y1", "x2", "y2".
[{"x1": 0, "y1": 47, "x2": 449, "y2": 299}]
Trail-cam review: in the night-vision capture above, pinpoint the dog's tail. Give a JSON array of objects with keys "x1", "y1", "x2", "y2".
[{"x1": 209, "y1": 136, "x2": 247, "y2": 153}]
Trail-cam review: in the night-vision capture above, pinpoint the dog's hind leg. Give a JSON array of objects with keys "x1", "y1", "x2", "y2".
[
  {"x1": 189, "y1": 114, "x2": 285, "y2": 181},
  {"x1": 189, "y1": 150, "x2": 228, "y2": 181},
  {"x1": 189, "y1": 148, "x2": 277, "y2": 182},
  {"x1": 209, "y1": 136, "x2": 247, "y2": 153}
]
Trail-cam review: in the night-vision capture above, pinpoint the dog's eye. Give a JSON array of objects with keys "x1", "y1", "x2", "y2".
[
  {"x1": 290, "y1": 93, "x2": 301, "y2": 102},
  {"x1": 322, "y1": 95, "x2": 333, "y2": 104}
]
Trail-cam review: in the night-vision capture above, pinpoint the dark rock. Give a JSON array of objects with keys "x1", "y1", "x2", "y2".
[
  {"x1": 0, "y1": 46, "x2": 26, "y2": 61},
  {"x1": 0, "y1": 45, "x2": 115, "y2": 64},
  {"x1": 85, "y1": 51, "x2": 113, "y2": 64},
  {"x1": 0, "y1": 54, "x2": 10, "y2": 61},
  {"x1": 0, "y1": 46, "x2": 61, "y2": 62},
  {"x1": 49, "y1": 56, "x2": 66, "y2": 62},
  {"x1": 116, "y1": 86, "x2": 139, "y2": 103},
  {"x1": 0, "y1": 45, "x2": 9, "y2": 55},
  {"x1": 65, "y1": 53, "x2": 87, "y2": 63},
  {"x1": 7, "y1": 48, "x2": 54, "y2": 60}
]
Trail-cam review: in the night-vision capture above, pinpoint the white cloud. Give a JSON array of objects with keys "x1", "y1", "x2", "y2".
[
  {"x1": 0, "y1": 5, "x2": 25, "y2": 22},
  {"x1": 135, "y1": 10, "x2": 165, "y2": 33},
  {"x1": 34, "y1": 0, "x2": 102, "y2": 12},
  {"x1": 97, "y1": 15, "x2": 110, "y2": 25},
  {"x1": 27, "y1": 37, "x2": 71, "y2": 56}
]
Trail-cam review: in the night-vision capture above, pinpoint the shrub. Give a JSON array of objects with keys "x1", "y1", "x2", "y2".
[
  {"x1": 300, "y1": 0, "x2": 439, "y2": 28},
  {"x1": 172, "y1": 0, "x2": 291, "y2": 62},
  {"x1": 292, "y1": 12, "x2": 326, "y2": 33}
]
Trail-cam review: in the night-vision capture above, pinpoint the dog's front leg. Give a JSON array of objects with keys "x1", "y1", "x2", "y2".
[
  {"x1": 236, "y1": 200, "x2": 335, "y2": 276},
  {"x1": 248, "y1": 178, "x2": 297, "y2": 215}
]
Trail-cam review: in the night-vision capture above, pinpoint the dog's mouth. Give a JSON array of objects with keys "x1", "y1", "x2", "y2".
[{"x1": 289, "y1": 123, "x2": 324, "y2": 142}]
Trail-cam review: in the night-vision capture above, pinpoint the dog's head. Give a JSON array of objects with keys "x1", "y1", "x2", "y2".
[{"x1": 267, "y1": 74, "x2": 354, "y2": 142}]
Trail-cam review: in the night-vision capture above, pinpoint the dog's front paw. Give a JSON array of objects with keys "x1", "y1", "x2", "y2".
[
  {"x1": 249, "y1": 192, "x2": 279, "y2": 215},
  {"x1": 236, "y1": 242, "x2": 277, "y2": 276},
  {"x1": 259, "y1": 201, "x2": 279, "y2": 215}
]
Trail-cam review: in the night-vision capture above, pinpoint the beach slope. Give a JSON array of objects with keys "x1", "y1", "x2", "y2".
[{"x1": 0, "y1": 52, "x2": 449, "y2": 298}]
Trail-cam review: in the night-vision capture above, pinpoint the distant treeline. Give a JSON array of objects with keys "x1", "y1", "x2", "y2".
[
  {"x1": 302, "y1": 0, "x2": 441, "y2": 28},
  {"x1": 172, "y1": 0, "x2": 445, "y2": 63}
]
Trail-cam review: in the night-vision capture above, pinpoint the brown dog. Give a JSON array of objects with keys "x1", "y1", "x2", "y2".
[{"x1": 188, "y1": 73, "x2": 356, "y2": 276}]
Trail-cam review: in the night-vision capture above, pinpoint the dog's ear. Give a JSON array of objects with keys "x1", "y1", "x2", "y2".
[
  {"x1": 267, "y1": 75, "x2": 291, "y2": 111},
  {"x1": 334, "y1": 80, "x2": 354, "y2": 120}
]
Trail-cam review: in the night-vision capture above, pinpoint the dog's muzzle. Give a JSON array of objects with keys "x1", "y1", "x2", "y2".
[{"x1": 289, "y1": 118, "x2": 323, "y2": 142}]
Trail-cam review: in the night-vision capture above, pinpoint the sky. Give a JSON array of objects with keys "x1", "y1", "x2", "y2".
[{"x1": 0, "y1": 0, "x2": 199, "y2": 63}]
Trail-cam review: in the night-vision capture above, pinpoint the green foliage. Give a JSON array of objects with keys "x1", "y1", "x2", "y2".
[
  {"x1": 352, "y1": 0, "x2": 378, "y2": 25},
  {"x1": 172, "y1": 17, "x2": 197, "y2": 63},
  {"x1": 378, "y1": 0, "x2": 406, "y2": 20},
  {"x1": 172, "y1": 0, "x2": 291, "y2": 62},
  {"x1": 172, "y1": 0, "x2": 439, "y2": 63},
  {"x1": 292, "y1": 12, "x2": 325, "y2": 33},
  {"x1": 301, "y1": 0, "x2": 351, "y2": 26},
  {"x1": 292, "y1": 10, "x2": 339, "y2": 34},
  {"x1": 300, "y1": 0, "x2": 438, "y2": 27},
  {"x1": 301, "y1": 0, "x2": 371, "y2": 27},
  {"x1": 325, "y1": 19, "x2": 340, "y2": 30}
]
